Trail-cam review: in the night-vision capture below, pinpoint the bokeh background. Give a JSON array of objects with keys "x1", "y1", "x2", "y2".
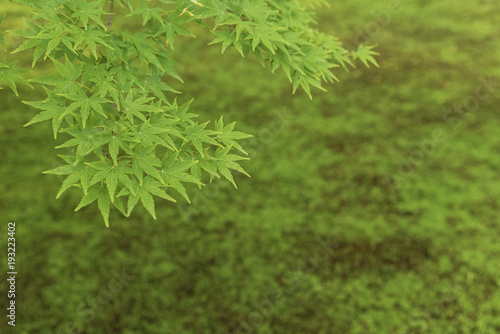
[{"x1": 1, "y1": 0, "x2": 500, "y2": 333}]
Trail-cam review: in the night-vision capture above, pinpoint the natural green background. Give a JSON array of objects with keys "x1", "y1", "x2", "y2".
[{"x1": 1, "y1": 0, "x2": 500, "y2": 333}]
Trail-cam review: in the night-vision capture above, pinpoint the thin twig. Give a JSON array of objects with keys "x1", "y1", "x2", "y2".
[{"x1": 108, "y1": 0, "x2": 114, "y2": 29}]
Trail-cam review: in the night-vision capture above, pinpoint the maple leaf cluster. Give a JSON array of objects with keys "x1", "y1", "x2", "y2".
[{"x1": 0, "y1": 0, "x2": 377, "y2": 226}]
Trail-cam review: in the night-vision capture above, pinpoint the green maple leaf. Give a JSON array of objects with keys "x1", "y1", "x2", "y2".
[
  {"x1": 352, "y1": 44, "x2": 380, "y2": 68},
  {"x1": 133, "y1": 121, "x2": 176, "y2": 150},
  {"x1": 215, "y1": 116, "x2": 252, "y2": 155},
  {"x1": 121, "y1": 92, "x2": 158, "y2": 124},
  {"x1": 125, "y1": 31, "x2": 164, "y2": 70},
  {"x1": 149, "y1": 112, "x2": 184, "y2": 149},
  {"x1": 105, "y1": 129, "x2": 137, "y2": 165},
  {"x1": 131, "y1": 145, "x2": 164, "y2": 184},
  {"x1": 118, "y1": 176, "x2": 176, "y2": 220},
  {"x1": 235, "y1": 0, "x2": 271, "y2": 23},
  {"x1": 43, "y1": 161, "x2": 95, "y2": 199},
  {"x1": 62, "y1": 91, "x2": 110, "y2": 128},
  {"x1": 56, "y1": 125, "x2": 102, "y2": 159},
  {"x1": 167, "y1": 98, "x2": 198, "y2": 121},
  {"x1": 212, "y1": 146, "x2": 250, "y2": 188},
  {"x1": 70, "y1": 1, "x2": 107, "y2": 30},
  {"x1": 156, "y1": 54, "x2": 183, "y2": 83},
  {"x1": 81, "y1": 61, "x2": 109, "y2": 85},
  {"x1": 23, "y1": 99, "x2": 65, "y2": 129},
  {"x1": 129, "y1": 4, "x2": 165, "y2": 26},
  {"x1": 139, "y1": 74, "x2": 180, "y2": 103},
  {"x1": 87, "y1": 159, "x2": 136, "y2": 202},
  {"x1": 36, "y1": 0, "x2": 66, "y2": 19},
  {"x1": 73, "y1": 184, "x2": 111, "y2": 227},
  {"x1": 208, "y1": 29, "x2": 237, "y2": 55},
  {"x1": 161, "y1": 152, "x2": 203, "y2": 202},
  {"x1": 11, "y1": 36, "x2": 45, "y2": 56},
  {"x1": 248, "y1": 25, "x2": 289, "y2": 54},
  {"x1": 235, "y1": 21, "x2": 257, "y2": 41},
  {"x1": 73, "y1": 26, "x2": 113, "y2": 59},
  {"x1": 0, "y1": 61, "x2": 32, "y2": 96},
  {"x1": 157, "y1": 11, "x2": 194, "y2": 49},
  {"x1": 185, "y1": 121, "x2": 221, "y2": 158},
  {"x1": 98, "y1": 76, "x2": 120, "y2": 110},
  {"x1": 30, "y1": 55, "x2": 82, "y2": 93},
  {"x1": 199, "y1": 0, "x2": 229, "y2": 29}
]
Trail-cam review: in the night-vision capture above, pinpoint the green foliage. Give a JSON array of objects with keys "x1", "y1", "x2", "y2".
[
  {"x1": 1, "y1": 0, "x2": 376, "y2": 226},
  {"x1": 0, "y1": 15, "x2": 32, "y2": 95}
]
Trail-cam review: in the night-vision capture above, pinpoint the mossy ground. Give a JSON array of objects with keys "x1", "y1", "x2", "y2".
[{"x1": 1, "y1": 0, "x2": 499, "y2": 333}]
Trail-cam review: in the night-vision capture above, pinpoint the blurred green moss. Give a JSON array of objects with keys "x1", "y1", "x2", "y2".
[{"x1": 1, "y1": 0, "x2": 499, "y2": 333}]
